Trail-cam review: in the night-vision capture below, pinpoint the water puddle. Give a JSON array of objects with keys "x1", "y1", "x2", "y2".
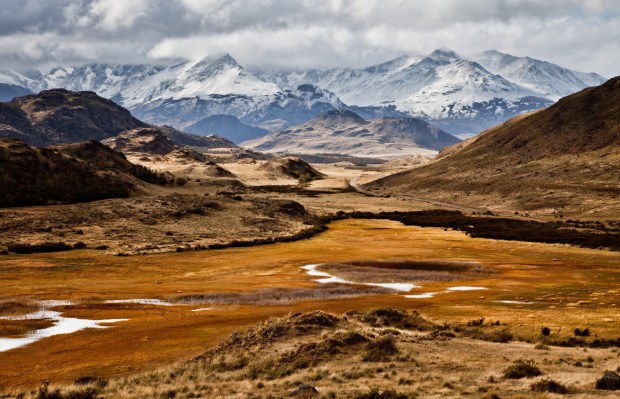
[
  {"x1": 446, "y1": 286, "x2": 488, "y2": 291},
  {"x1": 191, "y1": 307, "x2": 213, "y2": 312},
  {"x1": 494, "y1": 300, "x2": 532, "y2": 305},
  {"x1": 0, "y1": 306, "x2": 126, "y2": 352},
  {"x1": 301, "y1": 264, "x2": 418, "y2": 292},
  {"x1": 404, "y1": 292, "x2": 438, "y2": 299}
]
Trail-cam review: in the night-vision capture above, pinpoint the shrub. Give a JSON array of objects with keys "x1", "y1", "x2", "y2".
[
  {"x1": 503, "y1": 361, "x2": 542, "y2": 379},
  {"x1": 8, "y1": 242, "x2": 72, "y2": 254},
  {"x1": 530, "y1": 379, "x2": 569, "y2": 394},
  {"x1": 574, "y1": 328, "x2": 590, "y2": 337},
  {"x1": 541, "y1": 327, "x2": 551, "y2": 336},
  {"x1": 73, "y1": 242, "x2": 87, "y2": 249},
  {"x1": 363, "y1": 335, "x2": 398, "y2": 362},
  {"x1": 468, "y1": 328, "x2": 513, "y2": 343}
]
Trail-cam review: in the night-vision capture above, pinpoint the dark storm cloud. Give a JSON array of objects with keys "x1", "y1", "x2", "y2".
[{"x1": 0, "y1": 0, "x2": 618, "y2": 76}]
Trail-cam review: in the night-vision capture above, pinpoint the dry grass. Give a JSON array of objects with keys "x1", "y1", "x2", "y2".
[
  {"x1": 0, "y1": 219, "x2": 617, "y2": 389},
  {"x1": 4, "y1": 309, "x2": 618, "y2": 399},
  {"x1": 172, "y1": 285, "x2": 393, "y2": 306},
  {"x1": 0, "y1": 319, "x2": 56, "y2": 338},
  {"x1": 0, "y1": 299, "x2": 39, "y2": 316}
]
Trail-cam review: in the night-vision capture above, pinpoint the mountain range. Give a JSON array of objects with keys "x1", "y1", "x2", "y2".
[{"x1": 0, "y1": 49, "x2": 606, "y2": 136}]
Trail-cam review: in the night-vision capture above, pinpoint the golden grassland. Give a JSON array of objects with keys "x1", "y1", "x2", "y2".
[{"x1": 0, "y1": 219, "x2": 618, "y2": 390}]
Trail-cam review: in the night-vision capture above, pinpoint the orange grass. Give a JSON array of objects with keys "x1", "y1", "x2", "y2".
[{"x1": 0, "y1": 219, "x2": 618, "y2": 388}]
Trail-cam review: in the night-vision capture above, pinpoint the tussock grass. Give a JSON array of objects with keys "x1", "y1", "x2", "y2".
[
  {"x1": 530, "y1": 379, "x2": 569, "y2": 394},
  {"x1": 503, "y1": 360, "x2": 542, "y2": 379},
  {"x1": 172, "y1": 285, "x2": 392, "y2": 306},
  {"x1": 0, "y1": 319, "x2": 55, "y2": 337},
  {"x1": 0, "y1": 299, "x2": 38, "y2": 316},
  {"x1": 348, "y1": 308, "x2": 435, "y2": 331}
]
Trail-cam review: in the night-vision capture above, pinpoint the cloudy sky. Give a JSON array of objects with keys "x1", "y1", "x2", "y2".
[{"x1": 1, "y1": 0, "x2": 618, "y2": 76}]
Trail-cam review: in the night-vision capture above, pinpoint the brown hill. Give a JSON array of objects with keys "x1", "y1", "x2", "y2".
[
  {"x1": 103, "y1": 127, "x2": 235, "y2": 178},
  {"x1": 366, "y1": 77, "x2": 620, "y2": 219},
  {"x1": 102, "y1": 127, "x2": 177, "y2": 155},
  {"x1": 0, "y1": 89, "x2": 147, "y2": 145},
  {"x1": 0, "y1": 138, "x2": 169, "y2": 207},
  {"x1": 258, "y1": 156, "x2": 325, "y2": 181}
]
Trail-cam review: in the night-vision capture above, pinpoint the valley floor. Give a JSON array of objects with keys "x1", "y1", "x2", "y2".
[{"x1": 0, "y1": 162, "x2": 618, "y2": 398}]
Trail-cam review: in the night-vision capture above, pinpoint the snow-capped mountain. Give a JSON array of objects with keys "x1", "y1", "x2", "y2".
[
  {"x1": 129, "y1": 83, "x2": 346, "y2": 130},
  {"x1": 244, "y1": 109, "x2": 460, "y2": 159},
  {"x1": 1, "y1": 49, "x2": 607, "y2": 137},
  {"x1": 0, "y1": 70, "x2": 33, "y2": 101},
  {"x1": 255, "y1": 49, "x2": 603, "y2": 133},
  {"x1": 472, "y1": 50, "x2": 606, "y2": 100},
  {"x1": 36, "y1": 53, "x2": 279, "y2": 107}
]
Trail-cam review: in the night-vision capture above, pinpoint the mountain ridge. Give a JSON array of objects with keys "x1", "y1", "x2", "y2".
[
  {"x1": 365, "y1": 76, "x2": 620, "y2": 218},
  {"x1": 2, "y1": 50, "x2": 606, "y2": 135}
]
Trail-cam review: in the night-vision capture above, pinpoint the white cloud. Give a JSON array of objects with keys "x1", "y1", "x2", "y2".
[
  {"x1": 0, "y1": 0, "x2": 617, "y2": 77},
  {"x1": 88, "y1": 0, "x2": 149, "y2": 30}
]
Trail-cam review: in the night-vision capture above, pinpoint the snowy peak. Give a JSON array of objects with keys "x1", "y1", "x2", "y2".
[
  {"x1": 25, "y1": 53, "x2": 280, "y2": 108},
  {"x1": 473, "y1": 50, "x2": 607, "y2": 100},
  {"x1": 426, "y1": 49, "x2": 461, "y2": 64}
]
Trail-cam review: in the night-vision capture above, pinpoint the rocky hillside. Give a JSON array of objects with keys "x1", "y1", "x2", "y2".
[
  {"x1": 366, "y1": 77, "x2": 620, "y2": 218},
  {"x1": 0, "y1": 89, "x2": 147, "y2": 145},
  {"x1": 245, "y1": 110, "x2": 460, "y2": 159},
  {"x1": 0, "y1": 138, "x2": 168, "y2": 207}
]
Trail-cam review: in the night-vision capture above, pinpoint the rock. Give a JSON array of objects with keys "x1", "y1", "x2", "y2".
[
  {"x1": 291, "y1": 383, "x2": 318, "y2": 397},
  {"x1": 596, "y1": 371, "x2": 620, "y2": 390}
]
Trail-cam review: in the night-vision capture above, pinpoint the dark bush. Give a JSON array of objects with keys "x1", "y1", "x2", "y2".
[
  {"x1": 503, "y1": 361, "x2": 542, "y2": 379},
  {"x1": 73, "y1": 242, "x2": 87, "y2": 249},
  {"x1": 530, "y1": 379, "x2": 569, "y2": 394},
  {"x1": 363, "y1": 335, "x2": 399, "y2": 362},
  {"x1": 8, "y1": 242, "x2": 72, "y2": 254},
  {"x1": 574, "y1": 328, "x2": 590, "y2": 337},
  {"x1": 596, "y1": 371, "x2": 620, "y2": 390},
  {"x1": 541, "y1": 327, "x2": 551, "y2": 336}
]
